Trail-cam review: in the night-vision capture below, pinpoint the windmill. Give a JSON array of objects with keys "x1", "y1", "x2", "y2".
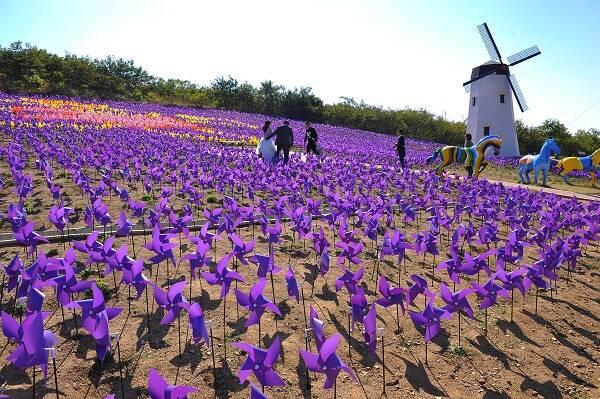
[{"x1": 463, "y1": 22, "x2": 541, "y2": 157}]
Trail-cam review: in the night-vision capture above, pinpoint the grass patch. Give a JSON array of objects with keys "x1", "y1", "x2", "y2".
[{"x1": 445, "y1": 345, "x2": 472, "y2": 358}]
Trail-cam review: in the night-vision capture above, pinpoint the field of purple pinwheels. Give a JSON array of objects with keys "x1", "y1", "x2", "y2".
[{"x1": 0, "y1": 92, "x2": 599, "y2": 399}]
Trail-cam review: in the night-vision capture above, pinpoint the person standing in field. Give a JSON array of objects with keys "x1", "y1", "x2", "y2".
[
  {"x1": 268, "y1": 121, "x2": 294, "y2": 164},
  {"x1": 304, "y1": 121, "x2": 319, "y2": 155},
  {"x1": 395, "y1": 130, "x2": 406, "y2": 168},
  {"x1": 464, "y1": 133, "x2": 474, "y2": 177},
  {"x1": 256, "y1": 120, "x2": 277, "y2": 163}
]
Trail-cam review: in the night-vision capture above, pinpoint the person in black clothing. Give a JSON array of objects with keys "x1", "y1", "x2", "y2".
[
  {"x1": 395, "y1": 130, "x2": 406, "y2": 168},
  {"x1": 464, "y1": 133, "x2": 474, "y2": 177},
  {"x1": 267, "y1": 121, "x2": 294, "y2": 164},
  {"x1": 304, "y1": 121, "x2": 318, "y2": 155}
]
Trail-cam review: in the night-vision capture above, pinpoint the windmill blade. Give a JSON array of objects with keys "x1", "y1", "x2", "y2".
[
  {"x1": 462, "y1": 71, "x2": 497, "y2": 92},
  {"x1": 507, "y1": 74, "x2": 529, "y2": 112},
  {"x1": 477, "y1": 23, "x2": 502, "y2": 62},
  {"x1": 507, "y1": 46, "x2": 541, "y2": 66}
]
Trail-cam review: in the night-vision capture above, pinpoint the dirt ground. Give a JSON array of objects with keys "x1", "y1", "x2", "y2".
[
  {"x1": 1, "y1": 138, "x2": 599, "y2": 399},
  {"x1": 0, "y1": 212, "x2": 599, "y2": 399}
]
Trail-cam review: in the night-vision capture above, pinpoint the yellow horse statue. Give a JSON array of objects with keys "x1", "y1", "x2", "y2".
[{"x1": 556, "y1": 148, "x2": 600, "y2": 187}]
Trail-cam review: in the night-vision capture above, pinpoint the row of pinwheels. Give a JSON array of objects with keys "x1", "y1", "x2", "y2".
[{"x1": 2, "y1": 188, "x2": 598, "y2": 397}]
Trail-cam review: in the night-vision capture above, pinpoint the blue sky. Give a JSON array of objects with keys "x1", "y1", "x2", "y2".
[{"x1": 1, "y1": 0, "x2": 599, "y2": 131}]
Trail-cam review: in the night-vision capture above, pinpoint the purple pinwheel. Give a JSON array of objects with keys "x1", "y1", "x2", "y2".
[
  {"x1": 495, "y1": 266, "x2": 527, "y2": 298},
  {"x1": 376, "y1": 276, "x2": 406, "y2": 332},
  {"x1": 309, "y1": 306, "x2": 326, "y2": 349},
  {"x1": 48, "y1": 201, "x2": 73, "y2": 232},
  {"x1": 436, "y1": 254, "x2": 465, "y2": 285},
  {"x1": 248, "y1": 253, "x2": 281, "y2": 279},
  {"x1": 3, "y1": 254, "x2": 24, "y2": 293},
  {"x1": 190, "y1": 222, "x2": 221, "y2": 249},
  {"x1": 121, "y1": 260, "x2": 149, "y2": 299},
  {"x1": 285, "y1": 266, "x2": 300, "y2": 303},
  {"x1": 363, "y1": 303, "x2": 378, "y2": 353},
  {"x1": 73, "y1": 231, "x2": 103, "y2": 261},
  {"x1": 67, "y1": 284, "x2": 123, "y2": 334},
  {"x1": 336, "y1": 240, "x2": 364, "y2": 265},
  {"x1": 439, "y1": 283, "x2": 475, "y2": 318},
  {"x1": 167, "y1": 210, "x2": 192, "y2": 237},
  {"x1": 4, "y1": 312, "x2": 57, "y2": 379},
  {"x1": 115, "y1": 210, "x2": 134, "y2": 237},
  {"x1": 184, "y1": 241, "x2": 212, "y2": 278},
  {"x1": 230, "y1": 233, "x2": 256, "y2": 265},
  {"x1": 380, "y1": 230, "x2": 412, "y2": 265},
  {"x1": 335, "y1": 267, "x2": 364, "y2": 295},
  {"x1": 376, "y1": 275, "x2": 406, "y2": 311},
  {"x1": 145, "y1": 225, "x2": 177, "y2": 266},
  {"x1": 92, "y1": 311, "x2": 113, "y2": 361},
  {"x1": 47, "y1": 263, "x2": 92, "y2": 306},
  {"x1": 235, "y1": 279, "x2": 281, "y2": 327},
  {"x1": 153, "y1": 281, "x2": 188, "y2": 325},
  {"x1": 13, "y1": 221, "x2": 49, "y2": 256},
  {"x1": 471, "y1": 276, "x2": 509, "y2": 310},
  {"x1": 232, "y1": 335, "x2": 285, "y2": 387},
  {"x1": 406, "y1": 274, "x2": 434, "y2": 306},
  {"x1": 319, "y1": 250, "x2": 331, "y2": 276},
  {"x1": 522, "y1": 262, "x2": 550, "y2": 291},
  {"x1": 462, "y1": 251, "x2": 493, "y2": 278},
  {"x1": 185, "y1": 302, "x2": 210, "y2": 345},
  {"x1": 472, "y1": 275, "x2": 508, "y2": 334},
  {"x1": 148, "y1": 367, "x2": 199, "y2": 399},
  {"x1": 92, "y1": 197, "x2": 112, "y2": 226},
  {"x1": 409, "y1": 299, "x2": 450, "y2": 342},
  {"x1": 201, "y1": 253, "x2": 244, "y2": 298},
  {"x1": 311, "y1": 226, "x2": 330, "y2": 256},
  {"x1": 299, "y1": 334, "x2": 357, "y2": 389},
  {"x1": 350, "y1": 288, "x2": 369, "y2": 326},
  {"x1": 25, "y1": 287, "x2": 45, "y2": 316}
]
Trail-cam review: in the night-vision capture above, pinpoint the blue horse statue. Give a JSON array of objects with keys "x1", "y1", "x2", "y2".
[{"x1": 518, "y1": 138, "x2": 561, "y2": 186}]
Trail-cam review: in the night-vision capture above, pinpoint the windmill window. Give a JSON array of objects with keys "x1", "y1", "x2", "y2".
[
  {"x1": 472, "y1": 97, "x2": 477, "y2": 106},
  {"x1": 484, "y1": 126, "x2": 490, "y2": 136},
  {"x1": 500, "y1": 94, "x2": 505, "y2": 104}
]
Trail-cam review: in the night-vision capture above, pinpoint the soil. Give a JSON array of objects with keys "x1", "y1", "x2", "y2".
[{"x1": 0, "y1": 140, "x2": 599, "y2": 399}]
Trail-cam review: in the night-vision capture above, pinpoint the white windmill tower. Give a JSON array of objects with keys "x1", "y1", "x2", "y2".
[{"x1": 463, "y1": 23, "x2": 541, "y2": 157}]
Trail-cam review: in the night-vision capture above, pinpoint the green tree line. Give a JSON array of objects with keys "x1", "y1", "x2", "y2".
[{"x1": 1, "y1": 42, "x2": 598, "y2": 155}]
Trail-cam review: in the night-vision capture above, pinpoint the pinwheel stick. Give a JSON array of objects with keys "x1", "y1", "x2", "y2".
[
  {"x1": 110, "y1": 333, "x2": 126, "y2": 399},
  {"x1": 300, "y1": 279, "x2": 308, "y2": 328},
  {"x1": 270, "y1": 272, "x2": 279, "y2": 331},
  {"x1": 396, "y1": 304, "x2": 401, "y2": 334},
  {"x1": 347, "y1": 306, "x2": 352, "y2": 360},
  {"x1": 510, "y1": 289, "x2": 514, "y2": 323},
  {"x1": 425, "y1": 340, "x2": 428, "y2": 365},
  {"x1": 46, "y1": 348, "x2": 60, "y2": 399},
  {"x1": 223, "y1": 295, "x2": 227, "y2": 360},
  {"x1": 484, "y1": 308, "x2": 488, "y2": 336},
  {"x1": 178, "y1": 313, "x2": 182, "y2": 359},
  {"x1": 145, "y1": 285, "x2": 151, "y2": 335},
  {"x1": 378, "y1": 327, "x2": 386, "y2": 395},
  {"x1": 208, "y1": 321, "x2": 218, "y2": 398},
  {"x1": 32, "y1": 364, "x2": 36, "y2": 399},
  {"x1": 458, "y1": 310, "x2": 462, "y2": 347}
]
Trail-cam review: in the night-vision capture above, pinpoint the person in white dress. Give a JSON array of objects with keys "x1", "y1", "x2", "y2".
[{"x1": 256, "y1": 120, "x2": 277, "y2": 163}]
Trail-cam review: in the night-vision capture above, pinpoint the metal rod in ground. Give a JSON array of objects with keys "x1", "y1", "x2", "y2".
[
  {"x1": 381, "y1": 334, "x2": 386, "y2": 395},
  {"x1": 209, "y1": 324, "x2": 217, "y2": 399},
  {"x1": 145, "y1": 286, "x2": 151, "y2": 335},
  {"x1": 178, "y1": 312, "x2": 182, "y2": 358},
  {"x1": 116, "y1": 339, "x2": 126, "y2": 399},
  {"x1": 52, "y1": 356, "x2": 60, "y2": 399},
  {"x1": 223, "y1": 295, "x2": 227, "y2": 361}
]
